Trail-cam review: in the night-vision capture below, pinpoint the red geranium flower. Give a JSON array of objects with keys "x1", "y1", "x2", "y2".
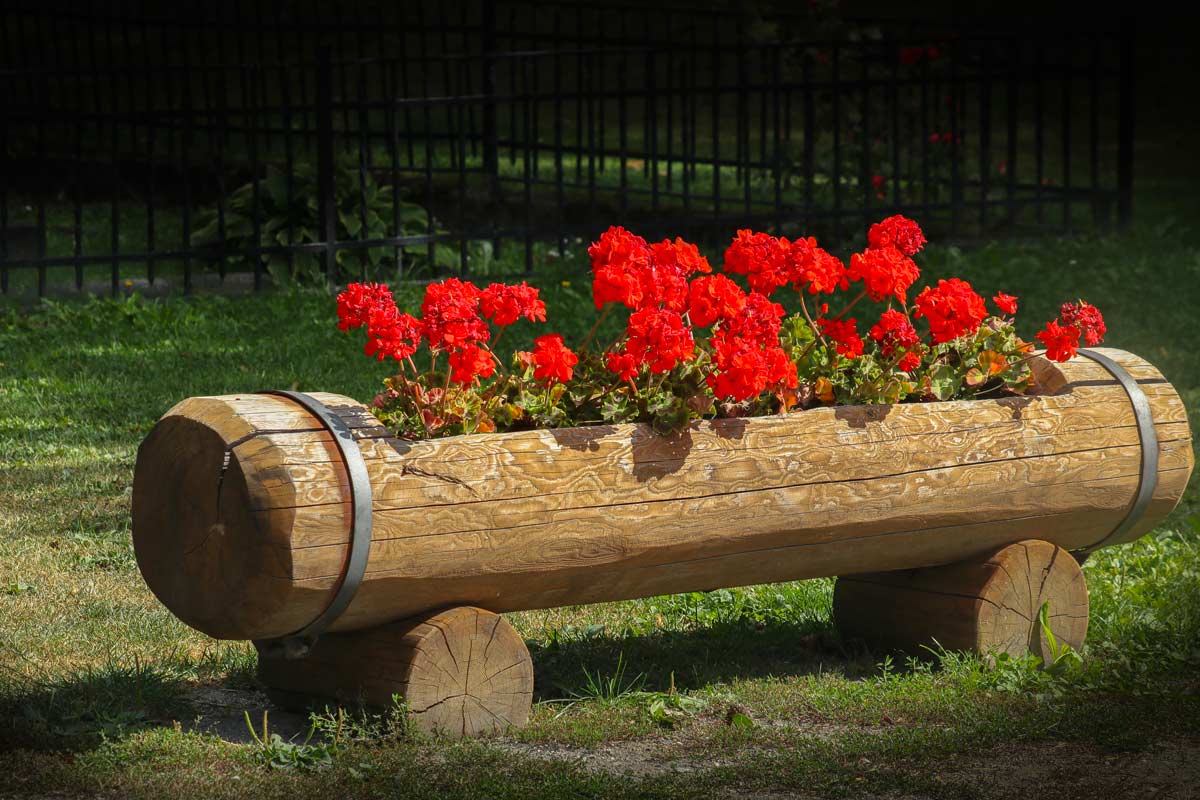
[
  {"x1": 421, "y1": 278, "x2": 489, "y2": 352},
  {"x1": 364, "y1": 305, "x2": 423, "y2": 362},
  {"x1": 785, "y1": 236, "x2": 850, "y2": 295},
  {"x1": 847, "y1": 245, "x2": 921, "y2": 304},
  {"x1": 1059, "y1": 300, "x2": 1105, "y2": 346},
  {"x1": 605, "y1": 351, "x2": 640, "y2": 383},
  {"x1": 687, "y1": 274, "x2": 747, "y2": 327},
  {"x1": 720, "y1": 292, "x2": 786, "y2": 345},
  {"x1": 531, "y1": 334, "x2": 578, "y2": 384},
  {"x1": 868, "y1": 308, "x2": 921, "y2": 369},
  {"x1": 723, "y1": 229, "x2": 790, "y2": 296},
  {"x1": 817, "y1": 317, "x2": 864, "y2": 358},
  {"x1": 651, "y1": 237, "x2": 712, "y2": 276},
  {"x1": 706, "y1": 332, "x2": 797, "y2": 402},
  {"x1": 623, "y1": 307, "x2": 695, "y2": 374},
  {"x1": 589, "y1": 226, "x2": 652, "y2": 310},
  {"x1": 1036, "y1": 320, "x2": 1081, "y2": 362},
  {"x1": 913, "y1": 278, "x2": 988, "y2": 343},
  {"x1": 447, "y1": 342, "x2": 496, "y2": 385},
  {"x1": 867, "y1": 215, "x2": 926, "y2": 256},
  {"x1": 993, "y1": 292, "x2": 1019, "y2": 316},
  {"x1": 480, "y1": 282, "x2": 547, "y2": 326},
  {"x1": 337, "y1": 282, "x2": 394, "y2": 332}
]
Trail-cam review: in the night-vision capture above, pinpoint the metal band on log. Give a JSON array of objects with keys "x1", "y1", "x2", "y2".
[
  {"x1": 254, "y1": 391, "x2": 374, "y2": 659},
  {"x1": 1073, "y1": 349, "x2": 1160, "y2": 556},
  {"x1": 131, "y1": 348, "x2": 1194, "y2": 642}
]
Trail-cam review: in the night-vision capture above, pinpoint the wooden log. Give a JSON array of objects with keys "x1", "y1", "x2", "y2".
[
  {"x1": 132, "y1": 348, "x2": 1194, "y2": 641},
  {"x1": 257, "y1": 606, "x2": 533, "y2": 737},
  {"x1": 832, "y1": 539, "x2": 1088, "y2": 662}
]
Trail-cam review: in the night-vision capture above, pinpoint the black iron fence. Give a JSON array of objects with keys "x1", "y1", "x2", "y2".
[{"x1": 1, "y1": 2, "x2": 1135, "y2": 297}]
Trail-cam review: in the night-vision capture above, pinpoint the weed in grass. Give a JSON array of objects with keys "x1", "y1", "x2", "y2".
[{"x1": 244, "y1": 709, "x2": 336, "y2": 772}]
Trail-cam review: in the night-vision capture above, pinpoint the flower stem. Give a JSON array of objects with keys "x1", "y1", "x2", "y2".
[
  {"x1": 833, "y1": 289, "x2": 867, "y2": 320},
  {"x1": 799, "y1": 296, "x2": 830, "y2": 350},
  {"x1": 581, "y1": 304, "x2": 612, "y2": 352}
]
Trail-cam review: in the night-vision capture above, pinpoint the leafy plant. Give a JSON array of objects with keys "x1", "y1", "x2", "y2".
[
  {"x1": 191, "y1": 158, "x2": 457, "y2": 284},
  {"x1": 243, "y1": 709, "x2": 336, "y2": 771}
]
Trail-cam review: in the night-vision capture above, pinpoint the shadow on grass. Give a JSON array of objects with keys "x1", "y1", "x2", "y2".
[
  {"x1": 526, "y1": 616, "x2": 872, "y2": 702},
  {"x1": 0, "y1": 652, "x2": 265, "y2": 752}
]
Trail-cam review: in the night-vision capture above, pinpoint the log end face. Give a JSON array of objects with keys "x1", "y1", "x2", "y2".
[
  {"x1": 834, "y1": 539, "x2": 1088, "y2": 664},
  {"x1": 132, "y1": 398, "x2": 306, "y2": 641}
]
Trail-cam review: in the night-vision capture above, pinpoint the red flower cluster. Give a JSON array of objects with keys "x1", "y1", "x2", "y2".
[
  {"x1": 589, "y1": 226, "x2": 652, "y2": 310},
  {"x1": 867, "y1": 215, "x2": 927, "y2": 256},
  {"x1": 707, "y1": 294, "x2": 797, "y2": 402},
  {"x1": 722, "y1": 230, "x2": 847, "y2": 297},
  {"x1": 531, "y1": 334, "x2": 578, "y2": 384},
  {"x1": 616, "y1": 307, "x2": 696, "y2": 375},
  {"x1": 335, "y1": 282, "x2": 422, "y2": 362},
  {"x1": 723, "y1": 229, "x2": 792, "y2": 295},
  {"x1": 480, "y1": 282, "x2": 547, "y2": 326},
  {"x1": 421, "y1": 278, "x2": 490, "y2": 353},
  {"x1": 589, "y1": 227, "x2": 710, "y2": 313},
  {"x1": 993, "y1": 292, "x2": 1019, "y2": 315},
  {"x1": 1059, "y1": 300, "x2": 1106, "y2": 346},
  {"x1": 818, "y1": 317, "x2": 865, "y2": 359},
  {"x1": 913, "y1": 278, "x2": 988, "y2": 343},
  {"x1": 1036, "y1": 300, "x2": 1105, "y2": 362},
  {"x1": 1036, "y1": 320, "x2": 1081, "y2": 362},
  {"x1": 869, "y1": 309, "x2": 923, "y2": 371},
  {"x1": 448, "y1": 343, "x2": 495, "y2": 384},
  {"x1": 339, "y1": 277, "x2": 561, "y2": 386},
  {"x1": 848, "y1": 245, "x2": 922, "y2": 304},
  {"x1": 687, "y1": 273, "x2": 747, "y2": 328}
]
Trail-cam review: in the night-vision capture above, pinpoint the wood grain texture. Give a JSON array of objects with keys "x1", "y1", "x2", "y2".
[
  {"x1": 833, "y1": 539, "x2": 1089, "y2": 662},
  {"x1": 257, "y1": 606, "x2": 533, "y2": 737},
  {"x1": 131, "y1": 349, "x2": 1194, "y2": 640}
]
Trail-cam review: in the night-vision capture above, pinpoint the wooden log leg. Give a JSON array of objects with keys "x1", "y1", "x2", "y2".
[
  {"x1": 256, "y1": 606, "x2": 534, "y2": 738},
  {"x1": 832, "y1": 539, "x2": 1088, "y2": 664}
]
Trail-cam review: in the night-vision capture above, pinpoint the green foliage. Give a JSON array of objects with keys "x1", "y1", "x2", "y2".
[
  {"x1": 190, "y1": 159, "x2": 457, "y2": 283},
  {"x1": 244, "y1": 710, "x2": 335, "y2": 772}
]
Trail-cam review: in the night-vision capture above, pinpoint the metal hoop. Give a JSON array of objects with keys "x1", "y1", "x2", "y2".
[
  {"x1": 1072, "y1": 349, "x2": 1159, "y2": 557},
  {"x1": 254, "y1": 390, "x2": 374, "y2": 658}
]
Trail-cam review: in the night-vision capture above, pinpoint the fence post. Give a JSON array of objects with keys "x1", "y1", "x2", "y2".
[
  {"x1": 481, "y1": 1, "x2": 499, "y2": 178},
  {"x1": 317, "y1": 47, "x2": 338, "y2": 285},
  {"x1": 1116, "y1": 20, "x2": 1135, "y2": 230}
]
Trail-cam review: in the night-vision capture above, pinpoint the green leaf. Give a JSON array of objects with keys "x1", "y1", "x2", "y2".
[{"x1": 929, "y1": 364, "x2": 962, "y2": 401}]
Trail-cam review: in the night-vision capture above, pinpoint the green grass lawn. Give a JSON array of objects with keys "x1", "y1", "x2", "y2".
[{"x1": 4, "y1": 73, "x2": 1200, "y2": 796}]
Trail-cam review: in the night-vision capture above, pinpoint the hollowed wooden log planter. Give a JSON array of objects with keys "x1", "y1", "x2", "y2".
[{"x1": 133, "y1": 349, "x2": 1193, "y2": 736}]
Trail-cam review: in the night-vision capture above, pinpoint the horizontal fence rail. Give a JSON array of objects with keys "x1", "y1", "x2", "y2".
[{"x1": 0, "y1": 1, "x2": 1135, "y2": 297}]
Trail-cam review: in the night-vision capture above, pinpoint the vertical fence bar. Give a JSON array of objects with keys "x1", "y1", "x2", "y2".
[
  {"x1": 1005, "y1": 36, "x2": 1018, "y2": 230},
  {"x1": 1117, "y1": 20, "x2": 1135, "y2": 229},
  {"x1": 979, "y1": 39, "x2": 992, "y2": 229},
  {"x1": 711, "y1": 19, "x2": 722, "y2": 230},
  {"x1": 861, "y1": 43, "x2": 872, "y2": 230},
  {"x1": 1089, "y1": 40, "x2": 1102, "y2": 227},
  {"x1": 249, "y1": 65, "x2": 264, "y2": 290},
  {"x1": 317, "y1": 48, "x2": 338, "y2": 285},
  {"x1": 523, "y1": 59, "x2": 534, "y2": 274},
  {"x1": 803, "y1": 50, "x2": 814, "y2": 233},
  {"x1": 35, "y1": 72, "x2": 47, "y2": 298},
  {"x1": 1034, "y1": 43, "x2": 1044, "y2": 225},
  {"x1": 648, "y1": 50, "x2": 660, "y2": 215},
  {"x1": 387, "y1": 59, "x2": 403, "y2": 279},
  {"x1": 1061, "y1": 39, "x2": 1072, "y2": 232},
  {"x1": 281, "y1": 63, "x2": 297, "y2": 280},
  {"x1": 110, "y1": 65, "x2": 121, "y2": 296},
  {"x1": 949, "y1": 37, "x2": 961, "y2": 238},
  {"x1": 832, "y1": 42, "x2": 843, "y2": 242},
  {"x1": 481, "y1": 0, "x2": 499, "y2": 177},
  {"x1": 554, "y1": 10, "x2": 565, "y2": 255},
  {"x1": 357, "y1": 59, "x2": 370, "y2": 280}
]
